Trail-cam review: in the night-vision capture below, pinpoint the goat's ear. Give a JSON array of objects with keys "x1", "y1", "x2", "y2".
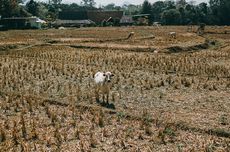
[{"x1": 111, "y1": 74, "x2": 114, "y2": 77}]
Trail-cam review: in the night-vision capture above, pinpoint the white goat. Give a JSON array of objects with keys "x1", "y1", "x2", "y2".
[
  {"x1": 94, "y1": 71, "x2": 114, "y2": 104},
  {"x1": 169, "y1": 32, "x2": 176, "y2": 39}
]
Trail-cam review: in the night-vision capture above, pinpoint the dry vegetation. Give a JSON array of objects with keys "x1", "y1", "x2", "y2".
[{"x1": 0, "y1": 26, "x2": 230, "y2": 151}]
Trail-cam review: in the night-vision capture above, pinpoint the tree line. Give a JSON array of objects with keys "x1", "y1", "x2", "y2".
[
  {"x1": 141, "y1": 0, "x2": 230, "y2": 25},
  {"x1": 0, "y1": 0, "x2": 229, "y2": 25},
  {"x1": 0, "y1": 0, "x2": 97, "y2": 21}
]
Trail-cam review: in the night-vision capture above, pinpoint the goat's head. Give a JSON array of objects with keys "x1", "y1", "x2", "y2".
[{"x1": 103, "y1": 71, "x2": 114, "y2": 83}]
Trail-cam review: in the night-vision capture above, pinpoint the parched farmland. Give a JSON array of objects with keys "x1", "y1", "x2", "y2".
[{"x1": 0, "y1": 26, "x2": 230, "y2": 151}]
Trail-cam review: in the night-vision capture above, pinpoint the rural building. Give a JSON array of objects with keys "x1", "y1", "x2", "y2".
[
  {"x1": 120, "y1": 15, "x2": 134, "y2": 25},
  {"x1": 87, "y1": 10, "x2": 123, "y2": 25},
  {"x1": 0, "y1": 16, "x2": 46, "y2": 29},
  {"x1": 55, "y1": 19, "x2": 95, "y2": 27},
  {"x1": 57, "y1": 10, "x2": 124, "y2": 27},
  {"x1": 132, "y1": 14, "x2": 150, "y2": 25},
  {"x1": 56, "y1": 10, "x2": 94, "y2": 27},
  {"x1": 32, "y1": 18, "x2": 46, "y2": 29}
]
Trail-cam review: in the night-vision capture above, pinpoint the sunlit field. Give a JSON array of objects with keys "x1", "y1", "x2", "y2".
[{"x1": 0, "y1": 26, "x2": 230, "y2": 151}]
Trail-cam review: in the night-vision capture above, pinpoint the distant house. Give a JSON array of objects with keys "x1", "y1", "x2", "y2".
[
  {"x1": 132, "y1": 14, "x2": 150, "y2": 25},
  {"x1": 0, "y1": 15, "x2": 6, "y2": 31},
  {"x1": 0, "y1": 25, "x2": 7, "y2": 31},
  {"x1": 34, "y1": 18, "x2": 46, "y2": 28},
  {"x1": 0, "y1": 16, "x2": 46, "y2": 29},
  {"x1": 58, "y1": 11, "x2": 88, "y2": 20},
  {"x1": 56, "y1": 10, "x2": 124, "y2": 27},
  {"x1": 56, "y1": 11, "x2": 155, "y2": 27},
  {"x1": 120, "y1": 15, "x2": 134, "y2": 26},
  {"x1": 55, "y1": 19, "x2": 95, "y2": 27},
  {"x1": 57, "y1": 10, "x2": 94, "y2": 27},
  {"x1": 87, "y1": 10, "x2": 123, "y2": 25}
]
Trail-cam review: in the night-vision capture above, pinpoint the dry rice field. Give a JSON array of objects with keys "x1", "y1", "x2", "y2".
[{"x1": 0, "y1": 26, "x2": 230, "y2": 151}]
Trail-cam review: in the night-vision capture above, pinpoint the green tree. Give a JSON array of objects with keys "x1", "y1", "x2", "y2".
[
  {"x1": 184, "y1": 4, "x2": 198, "y2": 24},
  {"x1": 209, "y1": 0, "x2": 230, "y2": 25},
  {"x1": 26, "y1": 0, "x2": 39, "y2": 16},
  {"x1": 103, "y1": 3, "x2": 115, "y2": 10},
  {"x1": 141, "y1": 0, "x2": 153, "y2": 24},
  {"x1": 164, "y1": 0, "x2": 176, "y2": 9},
  {"x1": 81, "y1": 0, "x2": 96, "y2": 8},
  {"x1": 178, "y1": 6, "x2": 186, "y2": 24},
  {"x1": 161, "y1": 9, "x2": 181, "y2": 25},
  {"x1": 59, "y1": 3, "x2": 83, "y2": 11},
  {"x1": 103, "y1": 3, "x2": 121, "y2": 10},
  {"x1": 122, "y1": 4, "x2": 141, "y2": 15},
  {"x1": 0, "y1": 0, "x2": 23, "y2": 17},
  {"x1": 37, "y1": 3, "x2": 49, "y2": 19},
  {"x1": 152, "y1": 1, "x2": 165, "y2": 22},
  {"x1": 51, "y1": 0, "x2": 62, "y2": 5},
  {"x1": 196, "y1": 2, "x2": 209, "y2": 24},
  {"x1": 176, "y1": 0, "x2": 186, "y2": 7},
  {"x1": 45, "y1": 0, "x2": 62, "y2": 21}
]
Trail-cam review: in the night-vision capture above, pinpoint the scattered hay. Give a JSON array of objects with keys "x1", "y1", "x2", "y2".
[
  {"x1": 167, "y1": 42, "x2": 211, "y2": 53},
  {"x1": 0, "y1": 44, "x2": 18, "y2": 51}
]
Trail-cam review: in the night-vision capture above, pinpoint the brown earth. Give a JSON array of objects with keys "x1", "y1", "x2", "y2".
[{"x1": 0, "y1": 26, "x2": 230, "y2": 151}]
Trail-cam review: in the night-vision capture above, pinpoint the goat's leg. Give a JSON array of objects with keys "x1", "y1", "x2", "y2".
[
  {"x1": 97, "y1": 93, "x2": 100, "y2": 103},
  {"x1": 102, "y1": 94, "x2": 105, "y2": 103},
  {"x1": 106, "y1": 93, "x2": 109, "y2": 104},
  {"x1": 95, "y1": 87, "x2": 99, "y2": 103}
]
